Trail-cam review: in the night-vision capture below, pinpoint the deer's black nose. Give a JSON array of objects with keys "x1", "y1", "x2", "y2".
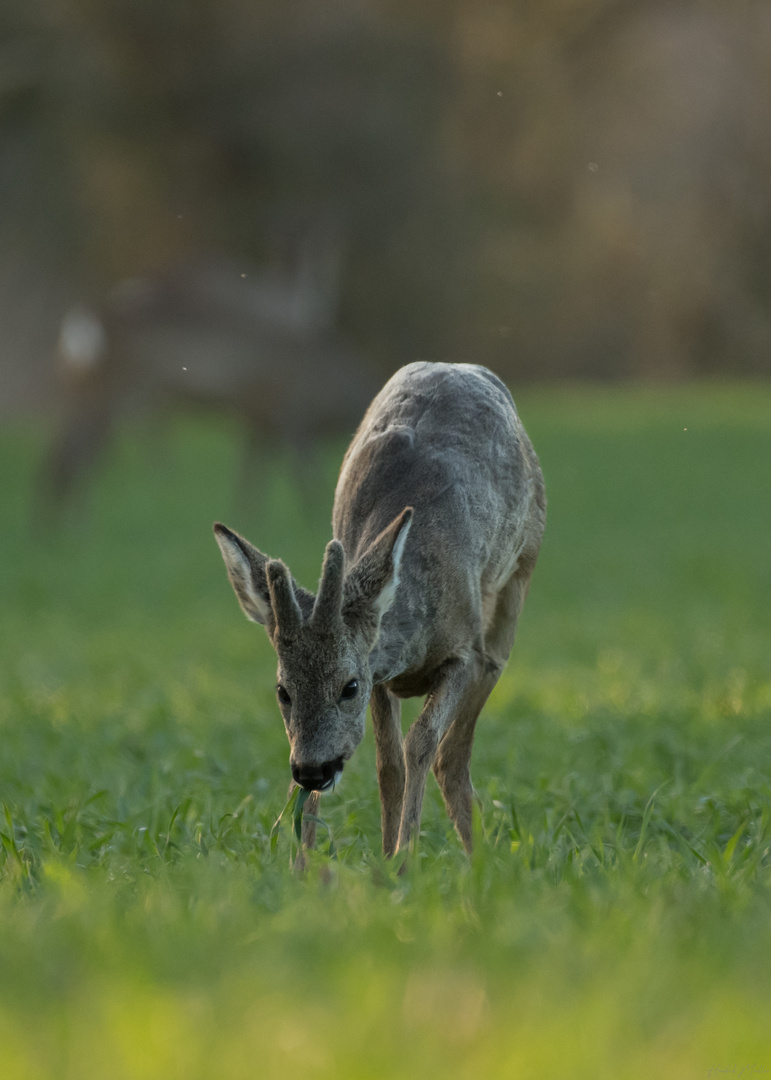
[{"x1": 291, "y1": 757, "x2": 344, "y2": 792}]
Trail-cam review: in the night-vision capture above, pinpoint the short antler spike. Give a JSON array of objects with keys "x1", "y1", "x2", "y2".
[
  {"x1": 267, "y1": 560, "x2": 303, "y2": 642},
  {"x1": 311, "y1": 539, "x2": 345, "y2": 630}
]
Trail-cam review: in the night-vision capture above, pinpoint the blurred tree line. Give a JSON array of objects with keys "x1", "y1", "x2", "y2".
[{"x1": 2, "y1": 0, "x2": 771, "y2": 412}]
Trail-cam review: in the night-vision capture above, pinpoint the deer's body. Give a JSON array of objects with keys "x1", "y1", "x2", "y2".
[
  {"x1": 39, "y1": 225, "x2": 374, "y2": 515},
  {"x1": 215, "y1": 361, "x2": 545, "y2": 857}
]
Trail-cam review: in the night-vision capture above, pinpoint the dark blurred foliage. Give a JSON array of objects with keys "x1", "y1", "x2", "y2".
[{"x1": 2, "y1": 0, "x2": 771, "y2": 413}]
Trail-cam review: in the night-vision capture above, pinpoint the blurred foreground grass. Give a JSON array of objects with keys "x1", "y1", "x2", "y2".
[{"x1": 1, "y1": 384, "x2": 770, "y2": 1079}]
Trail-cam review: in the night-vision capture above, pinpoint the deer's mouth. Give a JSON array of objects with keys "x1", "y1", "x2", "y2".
[
  {"x1": 291, "y1": 756, "x2": 344, "y2": 792},
  {"x1": 317, "y1": 767, "x2": 343, "y2": 793}
]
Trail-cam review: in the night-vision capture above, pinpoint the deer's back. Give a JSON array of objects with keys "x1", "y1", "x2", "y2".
[{"x1": 333, "y1": 363, "x2": 545, "y2": 684}]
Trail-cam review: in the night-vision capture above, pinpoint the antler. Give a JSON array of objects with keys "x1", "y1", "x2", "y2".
[
  {"x1": 311, "y1": 539, "x2": 345, "y2": 631},
  {"x1": 266, "y1": 560, "x2": 303, "y2": 642}
]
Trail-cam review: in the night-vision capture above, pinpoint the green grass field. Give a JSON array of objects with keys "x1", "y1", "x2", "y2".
[{"x1": 1, "y1": 384, "x2": 770, "y2": 1079}]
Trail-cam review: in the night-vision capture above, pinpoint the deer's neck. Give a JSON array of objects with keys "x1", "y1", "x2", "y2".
[{"x1": 368, "y1": 603, "x2": 426, "y2": 687}]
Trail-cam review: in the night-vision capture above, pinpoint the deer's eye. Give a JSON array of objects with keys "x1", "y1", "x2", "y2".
[
  {"x1": 277, "y1": 684, "x2": 291, "y2": 705},
  {"x1": 340, "y1": 679, "x2": 359, "y2": 701}
]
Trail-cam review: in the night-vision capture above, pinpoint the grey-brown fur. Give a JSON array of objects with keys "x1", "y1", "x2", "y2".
[
  {"x1": 37, "y1": 221, "x2": 375, "y2": 517},
  {"x1": 214, "y1": 361, "x2": 546, "y2": 857}
]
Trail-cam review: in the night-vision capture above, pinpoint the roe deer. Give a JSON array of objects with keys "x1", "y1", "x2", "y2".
[
  {"x1": 38, "y1": 222, "x2": 375, "y2": 516},
  {"x1": 214, "y1": 361, "x2": 546, "y2": 858}
]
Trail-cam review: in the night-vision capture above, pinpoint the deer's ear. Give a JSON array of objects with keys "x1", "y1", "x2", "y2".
[
  {"x1": 213, "y1": 523, "x2": 273, "y2": 625},
  {"x1": 343, "y1": 508, "x2": 413, "y2": 632}
]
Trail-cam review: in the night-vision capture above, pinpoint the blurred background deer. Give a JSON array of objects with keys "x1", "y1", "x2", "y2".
[
  {"x1": 3, "y1": 0, "x2": 771, "y2": 517},
  {"x1": 37, "y1": 215, "x2": 378, "y2": 517}
]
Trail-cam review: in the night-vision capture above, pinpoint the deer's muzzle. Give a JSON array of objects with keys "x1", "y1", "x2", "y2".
[{"x1": 291, "y1": 756, "x2": 344, "y2": 792}]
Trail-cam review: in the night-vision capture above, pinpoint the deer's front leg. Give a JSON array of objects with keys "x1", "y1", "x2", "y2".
[
  {"x1": 301, "y1": 789, "x2": 321, "y2": 849},
  {"x1": 283, "y1": 785, "x2": 321, "y2": 873},
  {"x1": 396, "y1": 659, "x2": 481, "y2": 857},
  {"x1": 286, "y1": 781, "x2": 321, "y2": 855},
  {"x1": 370, "y1": 684, "x2": 405, "y2": 857}
]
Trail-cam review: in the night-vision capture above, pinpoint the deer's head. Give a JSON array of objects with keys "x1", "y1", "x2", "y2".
[{"x1": 213, "y1": 509, "x2": 412, "y2": 791}]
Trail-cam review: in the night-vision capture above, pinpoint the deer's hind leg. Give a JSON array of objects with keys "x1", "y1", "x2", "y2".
[{"x1": 433, "y1": 571, "x2": 531, "y2": 853}]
